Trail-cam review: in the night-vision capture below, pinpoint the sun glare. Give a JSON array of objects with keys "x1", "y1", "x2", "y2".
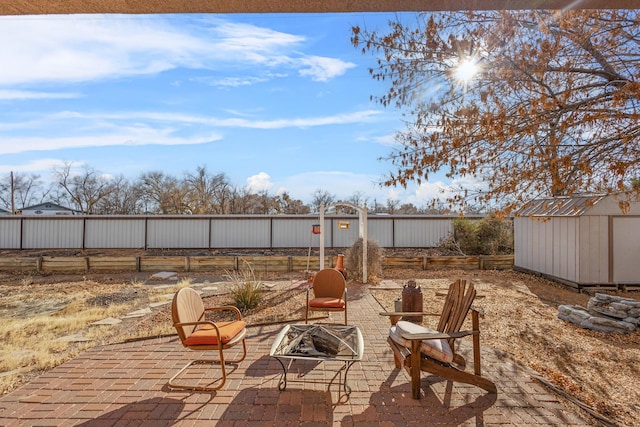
[{"x1": 454, "y1": 59, "x2": 480, "y2": 83}]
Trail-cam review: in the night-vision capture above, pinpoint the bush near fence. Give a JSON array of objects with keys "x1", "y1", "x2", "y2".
[{"x1": 0, "y1": 254, "x2": 514, "y2": 274}]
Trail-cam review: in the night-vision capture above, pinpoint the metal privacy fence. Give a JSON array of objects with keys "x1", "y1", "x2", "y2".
[{"x1": 0, "y1": 214, "x2": 473, "y2": 250}]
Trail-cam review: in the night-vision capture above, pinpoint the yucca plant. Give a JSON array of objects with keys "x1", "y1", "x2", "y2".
[{"x1": 225, "y1": 261, "x2": 264, "y2": 312}]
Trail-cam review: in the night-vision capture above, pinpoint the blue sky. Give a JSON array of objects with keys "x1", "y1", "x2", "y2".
[{"x1": 0, "y1": 13, "x2": 454, "y2": 206}]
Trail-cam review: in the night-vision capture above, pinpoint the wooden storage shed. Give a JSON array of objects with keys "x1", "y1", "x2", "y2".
[{"x1": 514, "y1": 194, "x2": 640, "y2": 291}]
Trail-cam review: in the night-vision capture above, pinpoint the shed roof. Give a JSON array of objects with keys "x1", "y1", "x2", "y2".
[{"x1": 517, "y1": 194, "x2": 607, "y2": 217}]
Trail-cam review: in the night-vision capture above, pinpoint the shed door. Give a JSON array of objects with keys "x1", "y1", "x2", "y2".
[{"x1": 612, "y1": 217, "x2": 640, "y2": 284}]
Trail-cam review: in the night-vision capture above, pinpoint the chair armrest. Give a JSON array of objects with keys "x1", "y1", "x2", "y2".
[
  {"x1": 399, "y1": 329, "x2": 478, "y2": 341},
  {"x1": 379, "y1": 311, "x2": 439, "y2": 317},
  {"x1": 204, "y1": 305, "x2": 243, "y2": 320},
  {"x1": 470, "y1": 305, "x2": 485, "y2": 317},
  {"x1": 174, "y1": 320, "x2": 218, "y2": 329}
]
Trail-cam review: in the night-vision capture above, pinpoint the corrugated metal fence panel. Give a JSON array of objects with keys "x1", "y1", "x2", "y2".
[
  {"x1": 368, "y1": 218, "x2": 393, "y2": 247},
  {"x1": 0, "y1": 217, "x2": 21, "y2": 249},
  {"x1": 22, "y1": 218, "x2": 83, "y2": 249},
  {"x1": 211, "y1": 218, "x2": 270, "y2": 248},
  {"x1": 330, "y1": 217, "x2": 360, "y2": 247},
  {"x1": 393, "y1": 218, "x2": 453, "y2": 247},
  {"x1": 85, "y1": 218, "x2": 146, "y2": 249},
  {"x1": 272, "y1": 218, "x2": 321, "y2": 248},
  {"x1": 0, "y1": 215, "x2": 465, "y2": 249},
  {"x1": 147, "y1": 218, "x2": 210, "y2": 248}
]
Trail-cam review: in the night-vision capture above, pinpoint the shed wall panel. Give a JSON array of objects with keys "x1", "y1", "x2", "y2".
[
  {"x1": 578, "y1": 216, "x2": 608, "y2": 284},
  {"x1": 612, "y1": 216, "x2": 640, "y2": 284},
  {"x1": 0, "y1": 218, "x2": 21, "y2": 249},
  {"x1": 513, "y1": 219, "x2": 523, "y2": 267},
  {"x1": 555, "y1": 217, "x2": 579, "y2": 282},
  {"x1": 211, "y1": 218, "x2": 270, "y2": 248},
  {"x1": 22, "y1": 218, "x2": 83, "y2": 248},
  {"x1": 147, "y1": 219, "x2": 209, "y2": 248},
  {"x1": 84, "y1": 219, "x2": 146, "y2": 248},
  {"x1": 530, "y1": 220, "x2": 548, "y2": 274}
]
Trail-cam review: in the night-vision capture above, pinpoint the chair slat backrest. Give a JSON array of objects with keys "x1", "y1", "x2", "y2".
[
  {"x1": 437, "y1": 279, "x2": 476, "y2": 346},
  {"x1": 312, "y1": 269, "x2": 346, "y2": 299},
  {"x1": 172, "y1": 287, "x2": 206, "y2": 342}
]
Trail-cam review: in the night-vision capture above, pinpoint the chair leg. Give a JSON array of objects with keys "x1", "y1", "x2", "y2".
[
  {"x1": 168, "y1": 340, "x2": 247, "y2": 391},
  {"x1": 167, "y1": 358, "x2": 228, "y2": 391},
  {"x1": 410, "y1": 339, "x2": 422, "y2": 399}
]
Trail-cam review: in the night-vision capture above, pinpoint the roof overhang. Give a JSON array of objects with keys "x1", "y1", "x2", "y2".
[{"x1": 0, "y1": 0, "x2": 635, "y2": 16}]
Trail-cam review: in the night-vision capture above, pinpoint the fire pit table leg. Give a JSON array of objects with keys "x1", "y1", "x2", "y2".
[
  {"x1": 274, "y1": 357, "x2": 288, "y2": 391},
  {"x1": 343, "y1": 361, "x2": 356, "y2": 395}
]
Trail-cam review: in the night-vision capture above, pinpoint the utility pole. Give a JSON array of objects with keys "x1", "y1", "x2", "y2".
[{"x1": 10, "y1": 171, "x2": 15, "y2": 214}]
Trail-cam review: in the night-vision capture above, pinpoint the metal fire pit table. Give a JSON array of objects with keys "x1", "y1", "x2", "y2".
[{"x1": 269, "y1": 324, "x2": 364, "y2": 394}]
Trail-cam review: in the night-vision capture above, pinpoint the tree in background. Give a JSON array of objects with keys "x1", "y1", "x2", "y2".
[
  {"x1": 310, "y1": 189, "x2": 335, "y2": 213},
  {"x1": 182, "y1": 166, "x2": 234, "y2": 214},
  {"x1": 53, "y1": 163, "x2": 112, "y2": 214},
  {"x1": 3, "y1": 165, "x2": 429, "y2": 215},
  {"x1": 352, "y1": 10, "x2": 640, "y2": 215},
  {"x1": 0, "y1": 172, "x2": 49, "y2": 210},
  {"x1": 95, "y1": 175, "x2": 145, "y2": 215}
]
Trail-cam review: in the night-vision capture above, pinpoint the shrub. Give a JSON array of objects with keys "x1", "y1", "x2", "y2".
[
  {"x1": 225, "y1": 261, "x2": 263, "y2": 312},
  {"x1": 476, "y1": 214, "x2": 514, "y2": 255},
  {"x1": 442, "y1": 214, "x2": 513, "y2": 255},
  {"x1": 452, "y1": 217, "x2": 481, "y2": 255},
  {"x1": 345, "y1": 238, "x2": 383, "y2": 282}
]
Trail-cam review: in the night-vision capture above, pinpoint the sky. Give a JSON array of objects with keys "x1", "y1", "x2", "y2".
[{"x1": 0, "y1": 12, "x2": 454, "y2": 207}]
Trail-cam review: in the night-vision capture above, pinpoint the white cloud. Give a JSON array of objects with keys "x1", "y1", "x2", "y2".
[
  {"x1": 298, "y1": 56, "x2": 356, "y2": 82},
  {"x1": 192, "y1": 76, "x2": 270, "y2": 88},
  {"x1": 0, "y1": 90, "x2": 81, "y2": 100},
  {"x1": 246, "y1": 172, "x2": 273, "y2": 193},
  {"x1": 0, "y1": 158, "x2": 67, "y2": 174},
  {"x1": 0, "y1": 15, "x2": 355, "y2": 86},
  {"x1": 0, "y1": 131, "x2": 222, "y2": 155},
  {"x1": 0, "y1": 108, "x2": 382, "y2": 154}
]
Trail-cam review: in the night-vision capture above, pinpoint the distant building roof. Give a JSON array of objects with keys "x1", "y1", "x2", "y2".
[
  {"x1": 517, "y1": 194, "x2": 607, "y2": 217},
  {"x1": 21, "y1": 202, "x2": 73, "y2": 211},
  {"x1": 0, "y1": 206, "x2": 10, "y2": 215},
  {"x1": 18, "y1": 202, "x2": 80, "y2": 215}
]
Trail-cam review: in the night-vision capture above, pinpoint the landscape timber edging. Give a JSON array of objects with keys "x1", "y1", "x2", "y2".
[{"x1": 0, "y1": 254, "x2": 514, "y2": 274}]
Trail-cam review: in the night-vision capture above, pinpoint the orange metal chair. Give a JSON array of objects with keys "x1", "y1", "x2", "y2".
[
  {"x1": 305, "y1": 268, "x2": 348, "y2": 325},
  {"x1": 168, "y1": 287, "x2": 247, "y2": 391}
]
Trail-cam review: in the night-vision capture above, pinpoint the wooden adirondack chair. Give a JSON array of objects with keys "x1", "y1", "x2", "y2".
[{"x1": 383, "y1": 279, "x2": 497, "y2": 399}]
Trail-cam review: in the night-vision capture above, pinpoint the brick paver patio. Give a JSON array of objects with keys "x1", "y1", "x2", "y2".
[{"x1": 0, "y1": 285, "x2": 591, "y2": 426}]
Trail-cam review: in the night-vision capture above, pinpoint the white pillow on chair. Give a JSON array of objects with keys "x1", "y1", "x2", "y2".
[{"x1": 389, "y1": 320, "x2": 454, "y2": 364}]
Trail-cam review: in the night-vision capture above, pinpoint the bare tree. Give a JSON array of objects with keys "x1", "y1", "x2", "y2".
[
  {"x1": 0, "y1": 172, "x2": 47, "y2": 211},
  {"x1": 310, "y1": 189, "x2": 335, "y2": 213},
  {"x1": 52, "y1": 163, "x2": 112, "y2": 214},
  {"x1": 273, "y1": 191, "x2": 310, "y2": 214},
  {"x1": 138, "y1": 171, "x2": 187, "y2": 214},
  {"x1": 95, "y1": 175, "x2": 145, "y2": 214},
  {"x1": 352, "y1": 10, "x2": 640, "y2": 214}
]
